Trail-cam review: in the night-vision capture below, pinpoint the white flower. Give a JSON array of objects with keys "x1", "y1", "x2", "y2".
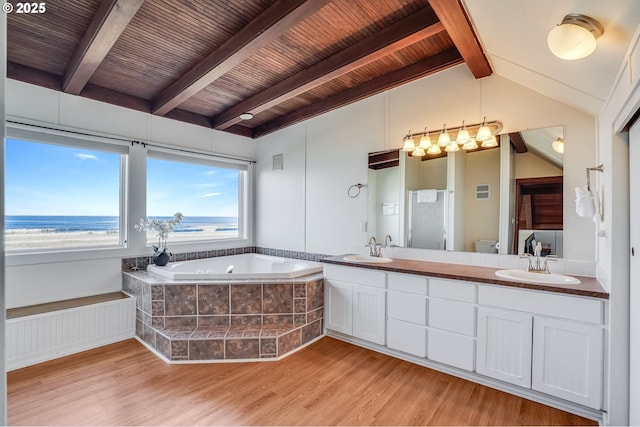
[{"x1": 135, "y1": 212, "x2": 184, "y2": 250}]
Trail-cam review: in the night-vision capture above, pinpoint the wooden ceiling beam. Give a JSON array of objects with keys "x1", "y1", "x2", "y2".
[
  {"x1": 8, "y1": 61, "x2": 62, "y2": 91},
  {"x1": 509, "y1": 132, "x2": 528, "y2": 153},
  {"x1": 427, "y1": 0, "x2": 491, "y2": 78},
  {"x1": 63, "y1": 0, "x2": 145, "y2": 95},
  {"x1": 212, "y1": 8, "x2": 445, "y2": 130},
  {"x1": 252, "y1": 47, "x2": 463, "y2": 139},
  {"x1": 152, "y1": 0, "x2": 330, "y2": 116},
  {"x1": 8, "y1": 62, "x2": 214, "y2": 128}
]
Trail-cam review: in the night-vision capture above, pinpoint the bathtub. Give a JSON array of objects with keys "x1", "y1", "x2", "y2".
[{"x1": 146, "y1": 253, "x2": 323, "y2": 280}]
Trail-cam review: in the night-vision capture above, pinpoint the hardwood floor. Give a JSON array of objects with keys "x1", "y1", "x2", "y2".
[{"x1": 7, "y1": 337, "x2": 596, "y2": 426}]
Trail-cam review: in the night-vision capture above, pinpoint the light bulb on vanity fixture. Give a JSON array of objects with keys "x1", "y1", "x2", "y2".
[
  {"x1": 419, "y1": 128, "x2": 432, "y2": 150},
  {"x1": 547, "y1": 14, "x2": 604, "y2": 60},
  {"x1": 552, "y1": 137, "x2": 565, "y2": 154},
  {"x1": 402, "y1": 131, "x2": 416, "y2": 152},
  {"x1": 481, "y1": 135, "x2": 498, "y2": 148},
  {"x1": 438, "y1": 124, "x2": 451, "y2": 147},
  {"x1": 475, "y1": 117, "x2": 492, "y2": 142},
  {"x1": 412, "y1": 145, "x2": 426, "y2": 157},
  {"x1": 456, "y1": 120, "x2": 471, "y2": 145}
]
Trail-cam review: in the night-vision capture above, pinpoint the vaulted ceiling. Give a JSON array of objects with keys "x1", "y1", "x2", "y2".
[{"x1": 6, "y1": 0, "x2": 491, "y2": 139}]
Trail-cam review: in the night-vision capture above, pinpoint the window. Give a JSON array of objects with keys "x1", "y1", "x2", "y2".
[
  {"x1": 146, "y1": 152, "x2": 244, "y2": 245},
  {"x1": 5, "y1": 132, "x2": 127, "y2": 252}
]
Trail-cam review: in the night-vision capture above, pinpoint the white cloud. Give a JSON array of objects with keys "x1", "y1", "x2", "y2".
[
  {"x1": 74, "y1": 153, "x2": 98, "y2": 161},
  {"x1": 198, "y1": 192, "x2": 222, "y2": 198}
]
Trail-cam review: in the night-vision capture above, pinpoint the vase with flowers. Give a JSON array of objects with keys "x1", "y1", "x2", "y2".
[{"x1": 134, "y1": 212, "x2": 184, "y2": 266}]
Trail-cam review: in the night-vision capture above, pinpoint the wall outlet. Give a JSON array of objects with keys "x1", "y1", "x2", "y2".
[{"x1": 360, "y1": 221, "x2": 367, "y2": 233}]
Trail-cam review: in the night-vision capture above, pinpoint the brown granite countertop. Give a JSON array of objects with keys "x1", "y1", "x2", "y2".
[{"x1": 322, "y1": 255, "x2": 609, "y2": 299}]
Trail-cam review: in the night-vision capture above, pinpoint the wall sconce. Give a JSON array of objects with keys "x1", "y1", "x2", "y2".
[
  {"x1": 547, "y1": 14, "x2": 604, "y2": 60},
  {"x1": 402, "y1": 119, "x2": 502, "y2": 157}
]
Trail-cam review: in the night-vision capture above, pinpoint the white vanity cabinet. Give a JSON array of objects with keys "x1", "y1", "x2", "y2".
[
  {"x1": 324, "y1": 264, "x2": 386, "y2": 345},
  {"x1": 477, "y1": 284, "x2": 604, "y2": 409},
  {"x1": 427, "y1": 279, "x2": 477, "y2": 371},
  {"x1": 323, "y1": 261, "x2": 607, "y2": 413},
  {"x1": 386, "y1": 273, "x2": 428, "y2": 357}
]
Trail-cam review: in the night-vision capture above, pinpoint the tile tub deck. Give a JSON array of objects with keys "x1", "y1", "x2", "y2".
[{"x1": 123, "y1": 271, "x2": 324, "y2": 361}]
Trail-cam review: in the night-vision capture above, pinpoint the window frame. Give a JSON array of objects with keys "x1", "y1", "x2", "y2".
[
  {"x1": 145, "y1": 148, "x2": 248, "y2": 247},
  {"x1": 5, "y1": 126, "x2": 130, "y2": 257},
  {"x1": 4, "y1": 123, "x2": 254, "y2": 267}
]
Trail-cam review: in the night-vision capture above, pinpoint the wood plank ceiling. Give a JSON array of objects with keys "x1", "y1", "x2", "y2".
[{"x1": 6, "y1": 0, "x2": 491, "y2": 139}]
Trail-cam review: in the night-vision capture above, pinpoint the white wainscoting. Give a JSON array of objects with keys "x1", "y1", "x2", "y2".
[{"x1": 6, "y1": 297, "x2": 135, "y2": 371}]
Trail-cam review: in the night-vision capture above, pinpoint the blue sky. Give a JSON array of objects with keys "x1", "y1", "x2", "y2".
[{"x1": 5, "y1": 138, "x2": 239, "y2": 217}]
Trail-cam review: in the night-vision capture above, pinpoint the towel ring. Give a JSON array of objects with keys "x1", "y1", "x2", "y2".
[{"x1": 348, "y1": 183, "x2": 366, "y2": 198}]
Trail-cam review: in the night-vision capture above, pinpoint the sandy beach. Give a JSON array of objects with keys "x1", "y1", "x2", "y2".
[{"x1": 5, "y1": 227, "x2": 238, "y2": 251}]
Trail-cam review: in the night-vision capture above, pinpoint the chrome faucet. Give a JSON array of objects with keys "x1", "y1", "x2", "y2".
[
  {"x1": 367, "y1": 236, "x2": 380, "y2": 257},
  {"x1": 520, "y1": 242, "x2": 557, "y2": 274},
  {"x1": 384, "y1": 234, "x2": 392, "y2": 247}
]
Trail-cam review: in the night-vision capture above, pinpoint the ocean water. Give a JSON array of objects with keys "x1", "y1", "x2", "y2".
[{"x1": 4, "y1": 215, "x2": 238, "y2": 233}]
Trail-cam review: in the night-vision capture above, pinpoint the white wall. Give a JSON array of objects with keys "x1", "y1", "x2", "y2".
[
  {"x1": 256, "y1": 64, "x2": 596, "y2": 260},
  {"x1": 4, "y1": 80, "x2": 257, "y2": 308},
  {"x1": 466, "y1": 149, "x2": 500, "y2": 251},
  {"x1": 593, "y1": 23, "x2": 640, "y2": 426},
  {"x1": 1, "y1": 10, "x2": 8, "y2": 425}
]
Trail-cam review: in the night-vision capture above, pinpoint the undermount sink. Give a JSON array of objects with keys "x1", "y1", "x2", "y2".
[
  {"x1": 495, "y1": 269, "x2": 581, "y2": 285},
  {"x1": 343, "y1": 254, "x2": 393, "y2": 264}
]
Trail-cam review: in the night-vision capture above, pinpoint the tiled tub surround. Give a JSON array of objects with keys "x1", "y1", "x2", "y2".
[
  {"x1": 123, "y1": 271, "x2": 324, "y2": 361},
  {"x1": 122, "y1": 247, "x2": 330, "y2": 272}
]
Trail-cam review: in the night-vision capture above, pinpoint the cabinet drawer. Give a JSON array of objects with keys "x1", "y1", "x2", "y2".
[
  {"x1": 388, "y1": 291, "x2": 427, "y2": 325},
  {"x1": 429, "y1": 278, "x2": 476, "y2": 303},
  {"x1": 324, "y1": 264, "x2": 386, "y2": 288},
  {"x1": 387, "y1": 319, "x2": 427, "y2": 357},
  {"x1": 388, "y1": 273, "x2": 428, "y2": 295},
  {"x1": 478, "y1": 285, "x2": 603, "y2": 324},
  {"x1": 429, "y1": 298, "x2": 475, "y2": 336},
  {"x1": 428, "y1": 328, "x2": 475, "y2": 371}
]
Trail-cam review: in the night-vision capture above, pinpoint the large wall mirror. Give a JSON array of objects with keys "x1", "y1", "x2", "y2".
[{"x1": 368, "y1": 126, "x2": 564, "y2": 257}]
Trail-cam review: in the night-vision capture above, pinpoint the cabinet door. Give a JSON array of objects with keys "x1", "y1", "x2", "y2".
[
  {"x1": 476, "y1": 307, "x2": 533, "y2": 387},
  {"x1": 325, "y1": 279, "x2": 353, "y2": 335},
  {"x1": 532, "y1": 317, "x2": 603, "y2": 409},
  {"x1": 353, "y1": 285, "x2": 386, "y2": 345}
]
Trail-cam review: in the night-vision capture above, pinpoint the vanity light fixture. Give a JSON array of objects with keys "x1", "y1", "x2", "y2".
[
  {"x1": 547, "y1": 14, "x2": 604, "y2": 60},
  {"x1": 552, "y1": 137, "x2": 565, "y2": 154},
  {"x1": 401, "y1": 120, "x2": 502, "y2": 156}
]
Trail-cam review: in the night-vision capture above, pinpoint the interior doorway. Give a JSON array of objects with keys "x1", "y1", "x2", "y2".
[{"x1": 513, "y1": 176, "x2": 563, "y2": 255}]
